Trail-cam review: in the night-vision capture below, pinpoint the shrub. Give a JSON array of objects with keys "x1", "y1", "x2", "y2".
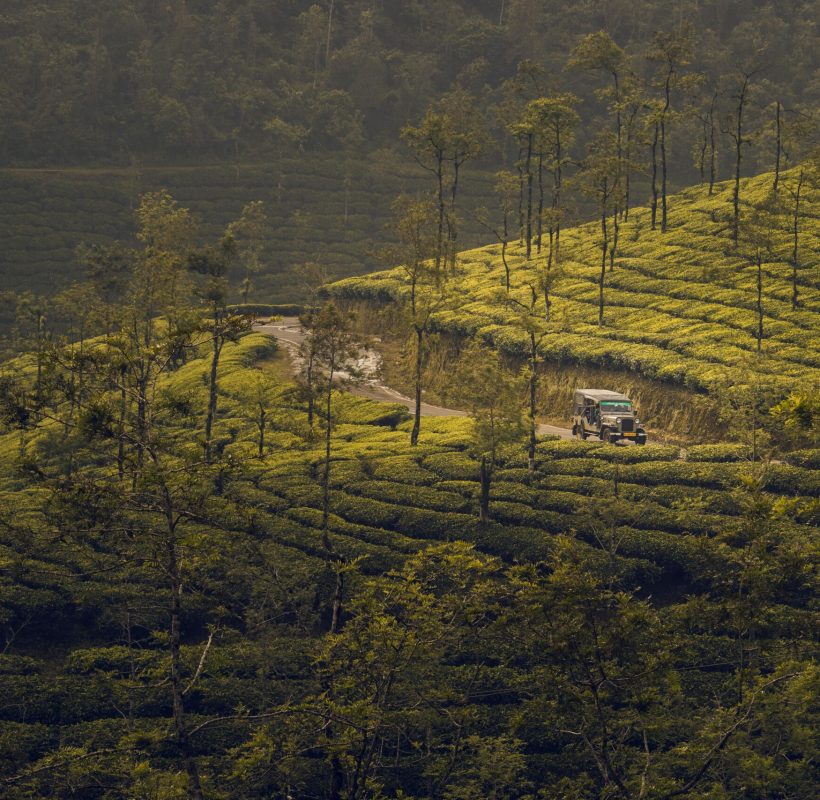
[
  {"x1": 784, "y1": 449, "x2": 820, "y2": 470},
  {"x1": 330, "y1": 492, "x2": 403, "y2": 529},
  {"x1": 685, "y1": 444, "x2": 752, "y2": 462},
  {"x1": 591, "y1": 444, "x2": 680, "y2": 463},
  {"x1": 537, "y1": 440, "x2": 604, "y2": 459},
  {"x1": 424, "y1": 452, "x2": 479, "y2": 481},
  {"x1": 762, "y1": 464, "x2": 820, "y2": 497},
  {"x1": 369, "y1": 455, "x2": 439, "y2": 486},
  {"x1": 344, "y1": 479, "x2": 471, "y2": 514},
  {"x1": 489, "y1": 501, "x2": 567, "y2": 532}
]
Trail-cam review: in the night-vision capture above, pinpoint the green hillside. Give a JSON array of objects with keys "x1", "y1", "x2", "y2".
[
  {"x1": 0, "y1": 157, "x2": 494, "y2": 303},
  {"x1": 1, "y1": 323, "x2": 817, "y2": 797},
  {"x1": 331, "y1": 169, "x2": 820, "y2": 399}
]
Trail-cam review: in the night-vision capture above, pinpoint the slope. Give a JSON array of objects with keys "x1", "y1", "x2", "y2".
[
  {"x1": 330, "y1": 168, "x2": 820, "y2": 398},
  {"x1": 0, "y1": 156, "x2": 494, "y2": 305},
  {"x1": 1, "y1": 330, "x2": 817, "y2": 796}
]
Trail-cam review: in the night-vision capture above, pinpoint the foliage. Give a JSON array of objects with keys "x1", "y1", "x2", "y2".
[
  {"x1": 0, "y1": 314, "x2": 817, "y2": 796},
  {"x1": 333, "y1": 167, "x2": 819, "y2": 408}
]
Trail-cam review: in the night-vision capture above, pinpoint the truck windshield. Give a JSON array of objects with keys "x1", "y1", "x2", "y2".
[{"x1": 600, "y1": 401, "x2": 632, "y2": 413}]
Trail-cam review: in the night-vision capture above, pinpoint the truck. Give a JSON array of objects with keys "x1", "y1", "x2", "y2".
[{"x1": 572, "y1": 389, "x2": 647, "y2": 445}]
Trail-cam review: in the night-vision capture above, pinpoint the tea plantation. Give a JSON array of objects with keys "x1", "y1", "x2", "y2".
[
  {"x1": 0, "y1": 332, "x2": 817, "y2": 797},
  {"x1": 0, "y1": 156, "x2": 494, "y2": 303},
  {"x1": 331, "y1": 168, "x2": 820, "y2": 398}
]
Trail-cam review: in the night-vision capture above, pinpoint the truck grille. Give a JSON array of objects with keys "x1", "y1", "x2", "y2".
[{"x1": 621, "y1": 418, "x2": 634, "y2": 433}]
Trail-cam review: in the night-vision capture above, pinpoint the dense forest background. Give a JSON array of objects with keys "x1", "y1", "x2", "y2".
[
  {"x1": 1, "y1": 0, "x2": 817, "y2": 166},
  {"x1": 0, "y1": 0, "x2": 817, "y2": 308}
]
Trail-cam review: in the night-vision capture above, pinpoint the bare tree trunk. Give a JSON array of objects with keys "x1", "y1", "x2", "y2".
[
  {"x1": 651, "y1": 122, "x2": 659, "y2": 229},
  {"x1": 257, "y1": 407, "x2": 266, "y2": 458},
  {"x1": 321, "y1": 376, "x2": 334, "y2": 547},
  {"x1": 449, "y1": 157, "x2": 462, "y2": 272},
  {"x1": 732, "y1": 76, "x2": 750, "y2": 246},
  {"x1": 708, "y1": 91, "x2": 718, "y2": 195},
  {"x1": 773, "y1": 100, "x2": 782, "y2": 193},
  {"x1": 330, "y1": 568, "x2": 344, "y2": 635},
  {"x1": 134, "y1": 368, "x2": 148, "y2": 486},
  {"x1": 791, "y1": 169, "x2": 804, "y2": 309},
  {"x1": 434, "y1": 152, "x2": 445, "y2": 274},
  {"x1": 624, "y1": 115, "x2": 635, "y2": 219},
  {"x1": 411, "y1": 326, "x2": 423, "y2": 446},
  {"x1": 756, "y1": 250, "x2": 764, "y2": 352},
  {"x1": 203, "y1": 317, "x2": 223, "y2": 465},
  {"x1": 599, "y1": 186, "x2": 609, "y2": 326},
  {"x1": 609, "y1": 207, "x2": 619, "y2": 272},
  {"x1": 501, "y1": 210, "x2": 511, "y2": 290},
  {"x1": 325, "y1": 0, "x2": 335, "y2": 67},
  {"x1": 517, "y1": 155, "x2": 525, "y2": 245},
  {"x1": 117, "y1": 365, "x2": 126, "y2": 480},
  {"x1": 167, "y1": 536, "x2": 204, "y2": 800},
  {"x1": 479, "y1": 456, "x2": 491, "y2": 522},
  {"x1": 318, "y1": 363, "x2": 346, "y2": 649},
  {"x1": 661, "y1": 74, "x2": 671, "y2": 232},
  {"x1": 613, "y1": 70, "x2": 622, "y2": 225},
  {"x1": 528, "y1": 332, "x2": 538, "y2": 474},
  {"x1": 525, "y1": 134, "x2": 533, "y2": 259},
  {"x1": 306, "y1": 349, "x2": 316, "y2": 430},
  {"x1": 536, "y1": 153, "x2": 544, "y2": 254}
]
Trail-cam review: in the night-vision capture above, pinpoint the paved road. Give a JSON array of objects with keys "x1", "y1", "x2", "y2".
[{"x1": 255, "y1": 317, "x2": 574, "y2": 439}]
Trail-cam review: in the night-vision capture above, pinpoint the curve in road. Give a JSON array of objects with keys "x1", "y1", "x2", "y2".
[{"x1": 255, "y1": 317, "x2": 575, "y2": 440}]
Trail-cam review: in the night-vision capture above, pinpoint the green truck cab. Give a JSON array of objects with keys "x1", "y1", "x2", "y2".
[{"x1": 572, "y1": 389, "x2": 647, "y2": 445}]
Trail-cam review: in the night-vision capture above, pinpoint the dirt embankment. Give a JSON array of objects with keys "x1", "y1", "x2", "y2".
[{"x1": 340, "y1": 300, "x2": 727, "y2": 445}]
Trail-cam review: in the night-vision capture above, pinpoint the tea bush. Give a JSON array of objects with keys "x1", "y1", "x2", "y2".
[{"x1": 332, "y1": 168, "x2": 819, "y2": 400}]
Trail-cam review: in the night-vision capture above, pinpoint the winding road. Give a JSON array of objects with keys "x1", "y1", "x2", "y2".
[{"x1": 255, "y1": 317, "x2": 575, "y2": 440}]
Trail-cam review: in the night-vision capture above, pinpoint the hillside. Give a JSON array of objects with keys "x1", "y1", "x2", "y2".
[
  {"x1": 331, "y1": 169, "x2": 820, "y2": 404},
  {"x1": 0, "y1": 158, "x2": 494, "y2": 305},
  {"x1": 2, "y1": 3, "x2": 819, "y2": 796},
  {"x1": 0, "y1": 319, "x2": 817, "y2": 796}
]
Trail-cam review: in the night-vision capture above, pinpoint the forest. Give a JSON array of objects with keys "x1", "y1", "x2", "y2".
[{"x1": 0, "y1": 2, "x2": 818, "y2": 799}]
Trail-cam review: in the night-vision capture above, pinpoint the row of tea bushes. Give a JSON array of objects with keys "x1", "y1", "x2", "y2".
[
  {"x1": 331, "y1": 168, "x2": 819, "y2": 397},
  {"x1": 0, "y1": 157, "x2": 497, "y2": 305}
]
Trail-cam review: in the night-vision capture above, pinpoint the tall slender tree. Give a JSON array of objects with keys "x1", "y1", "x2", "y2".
[
  {"x1": 692, "y1": 86, "x2": 720, "y2": 194},
  {"x1": 446, "y1": 342, "x2": 524, "y2": 523},
  {"x1": 507, "y1": 284, "x2": 549, "y2": 473},
  {"x1": 402, "y1": 89, "x2": 485, "y2": 274},
  {"x1": 568, "y1": 31, "x2": 629, "y2": 227},
  {"x1": 579, "y1": 132, "x2": 620, "y2": 326},
  {"x1": 540, "y1": 93, "x2": 580, "y2": 271},
  {"x1": 646, "y1": 25, "x2": 696, "y2": 232},
  {"x1": 726, "y1": 67, "x2": 761, "y2": 245},
  {"x1": 385, "y1": 195, "x2": 441, "y2": 445},
  {"x1": 305, "y1": 301, "x2": 361, "y2": 632}
]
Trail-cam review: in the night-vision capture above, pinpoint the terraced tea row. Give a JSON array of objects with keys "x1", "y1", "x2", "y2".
[
  {"x1": 332, "y1": 169, "x2": 820, "y2": 394},
  {"x1": 1, "y1": 330, "x2": 816, "y2": 796},
  {"x1": 0, "y1": 158, "x2": 495, "y2": 304}
]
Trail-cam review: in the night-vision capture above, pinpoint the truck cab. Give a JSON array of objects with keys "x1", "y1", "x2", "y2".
[{"x1": 572, "y1": 389, "x2": 647, "y2": 445}]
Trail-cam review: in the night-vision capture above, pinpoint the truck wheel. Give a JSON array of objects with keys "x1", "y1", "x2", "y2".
[
  {"x1": 599, "y1": 427, "x2": 609, "y2": 443},
  {"x1": 578, "y1": 426, "x2": 587, "y2": 440}
]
